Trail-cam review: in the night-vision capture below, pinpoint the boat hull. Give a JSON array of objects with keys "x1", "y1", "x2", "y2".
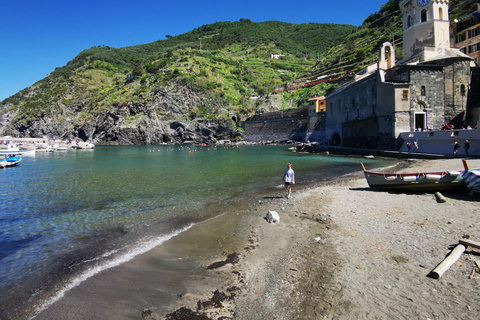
[
  {"x1": 0, "y1": 156, "x2": 21, "y2": 168},
  {"x1": 362, "y1": 167, "x2": 466, "y2": 191},
  {"x1": 462, "y1": 170, "x2": 480, "y2": 194}
]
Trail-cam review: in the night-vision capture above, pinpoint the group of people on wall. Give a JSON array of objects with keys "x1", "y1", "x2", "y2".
[
  {"x1": 415, "y1": 123, "x2": 475, "y2": 132},
  {"x1": 406, "y1": 139, "x2": 470, "y2": 156}
]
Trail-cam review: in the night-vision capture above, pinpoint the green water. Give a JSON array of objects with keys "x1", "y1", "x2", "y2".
[{"x1": 0, "y1": 144, "x2": 397, "y2": 319}]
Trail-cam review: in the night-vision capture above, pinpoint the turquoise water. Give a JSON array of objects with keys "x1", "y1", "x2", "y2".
[{"x1": 0, "y1": 145, "x2": 397, "y2": 319}]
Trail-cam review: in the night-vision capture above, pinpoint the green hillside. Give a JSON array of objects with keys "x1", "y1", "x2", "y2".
[{"x1": 1, "y1": 21, "x2": 356, "y2": 129}]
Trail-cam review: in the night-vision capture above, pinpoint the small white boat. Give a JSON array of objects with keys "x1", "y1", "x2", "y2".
[
  {"x1": 18, "y1": 149, "x2": 36, "y2": 155},
  {"x1": 54, "y1": 144, "x2": 68, "y2": 151},
  {"x1": 0, "y1": 144, "x2": 35, "y2": 155},
  {"x1": 361, "y1": 163, "x2": 467, "y2": 191}
]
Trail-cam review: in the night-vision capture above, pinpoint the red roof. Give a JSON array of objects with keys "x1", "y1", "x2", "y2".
[{"x1": 308, "y1": 96, "x2": 326, "y2": 101}]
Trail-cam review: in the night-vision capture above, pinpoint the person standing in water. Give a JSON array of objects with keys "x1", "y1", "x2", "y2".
[{"x1": 283, "y1": 163, "x2": 295, "y2": 199}]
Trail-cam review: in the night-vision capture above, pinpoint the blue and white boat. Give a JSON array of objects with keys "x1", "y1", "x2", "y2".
[
  {"x1": 462, "y1": 160, "x2": 480, "y2": 194},
  {"x1": 0, "y1": 155, "x2": 22, "y2": 168}
]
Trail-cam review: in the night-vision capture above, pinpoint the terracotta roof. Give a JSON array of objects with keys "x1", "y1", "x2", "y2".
[{"x1": 308, "y1": 96, "x2": 326, "y2": 101}]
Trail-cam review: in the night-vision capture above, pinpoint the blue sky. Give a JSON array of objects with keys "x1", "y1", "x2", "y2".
[{"x1": 0, "y1": 0, "x2": 388, "y2": 102}]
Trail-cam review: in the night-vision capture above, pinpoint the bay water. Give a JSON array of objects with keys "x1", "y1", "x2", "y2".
[{"x1": 0, "y1": 145, "x2": 397, "y2": 318}]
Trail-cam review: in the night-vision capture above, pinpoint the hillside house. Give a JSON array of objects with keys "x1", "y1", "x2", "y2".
[
  {"x1": 308, "y1": 96, "x2": 326, "y2": 114},
  {"x1": 452, "y1": 4, "x2": 480, "y2": 66},
  {"x1": 271, "y1": 54, "x2": 285, "y2": 59}
]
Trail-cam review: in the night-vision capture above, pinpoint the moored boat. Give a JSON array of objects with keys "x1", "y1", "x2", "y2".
[
  {"x1": 360, "y1": 163, "x2": 466, "y2": 191},
  {"x1": 0, "y1": 155, "x2": 22, "y2": 168},
  {"x1": 0, "y1": 144, "x2": 35, "y2": 155}
]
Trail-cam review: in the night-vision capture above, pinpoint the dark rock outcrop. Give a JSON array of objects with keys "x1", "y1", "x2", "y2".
[{"x1": 0, "y1": 83, "x2": 243, "y2": 145}]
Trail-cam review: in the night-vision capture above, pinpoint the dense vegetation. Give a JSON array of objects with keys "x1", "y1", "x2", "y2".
[{"x1": 1, "y1": 0, "x2": 477, "y2": 132}]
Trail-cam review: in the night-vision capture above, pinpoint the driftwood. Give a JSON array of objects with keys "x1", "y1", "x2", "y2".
[
  {"x1": 469, "y1": 268, "x2": 476, "y2": 279},
  {"x1": 459, "y1": 239, "x2": 480, "y2": 250},
  {"x1": 430, "y1": 244, "x2": 466, "y2": 279},
  {"x1": 435, "y1": 192, "x2": 447, "y2": 203}
]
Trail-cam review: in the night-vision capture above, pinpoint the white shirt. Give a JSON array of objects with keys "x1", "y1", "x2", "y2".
[{"x1": 284, "y1": 168, "x2": 294, "y2": 183}]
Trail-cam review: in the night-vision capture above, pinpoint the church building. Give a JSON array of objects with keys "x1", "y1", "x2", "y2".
[{"x1": 325, "y1": 0, "x2": 478, "y2": 150}]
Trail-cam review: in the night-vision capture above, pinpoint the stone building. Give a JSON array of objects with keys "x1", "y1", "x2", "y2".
[{"x1": 325, "y1": 0, "x2": 476, "y2": 150}]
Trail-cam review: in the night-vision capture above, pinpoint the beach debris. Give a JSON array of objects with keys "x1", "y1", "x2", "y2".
[
  {"x1": 207, "y1": 252, "x2": 240, "y2": 269},
  {"x1": 164, "y1": 307, "x2": 210, "y2": 320},
  {"x1": 435, "y1": 192, "x2": 447, "y2": 203},
  {"x1": 430, "y1": 238, "x2": 480, "y2": 279},
  {"x1": 314, "y1": 237, "x2": 321, "y2": 242},
  {"x1": 198, "y1": 290, "x2": 230, "y2": 309},
  {"x1": 469, "y1": 267, "x2": 476, "y2": 279},
  {"x1": 429, "y1": 244, "x2": 466, "y2": 279},
  {"x1": 459, "y1": 238, "x2": 480, "y2": 249},
  {"x1": 141, "y1": 308, "x2": 157, "y2": 320},
  {"x1": 165, "y1": 287, "x2": 240, "y2": 320},
  {"x1": 266, "y1": 210, "x2": 280, "y2": 223}
]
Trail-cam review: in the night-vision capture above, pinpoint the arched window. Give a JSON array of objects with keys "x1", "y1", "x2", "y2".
[
  {"x1": 461, "y1": 84, "x2": 466, "y2": 96},
  {"x1": 407, "y1": 15, "x2": 412, "y2": 28},
  {"x1": 439, "y1": 8, "x2": 443, "y2": 20},
  {"x1": 421, "y1": 10, "x2": 427, "y2": 22},
  {"x1": 421, "y1": 86, "x2": 426, "y2": 96}
]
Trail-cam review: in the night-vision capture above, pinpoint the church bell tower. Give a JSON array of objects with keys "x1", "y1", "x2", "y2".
[{"x1": 399, "y1": 0, "x2": 451, "y2": 61}]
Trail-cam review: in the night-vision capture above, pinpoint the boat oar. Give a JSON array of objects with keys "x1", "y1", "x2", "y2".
[
  {"x1": 462, "y1": 159, "x2": 469, "y2": 170},
  {"x1": 360, "y1": 162, "x2": 366, "y2": 171}
]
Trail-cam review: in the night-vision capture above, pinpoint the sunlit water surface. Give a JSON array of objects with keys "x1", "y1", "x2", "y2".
[{"x1": 0, "y1": 145, "x2": 396, "y2": 318}]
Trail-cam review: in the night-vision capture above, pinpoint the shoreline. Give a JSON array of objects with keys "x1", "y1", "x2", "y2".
[{"x1": 32, "y1": 158, "x2": 480, "y2": 320}]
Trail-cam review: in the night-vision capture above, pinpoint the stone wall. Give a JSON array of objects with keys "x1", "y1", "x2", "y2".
[
  {"x1": 247, "y1": 106, "x2": 309, "y2": 121},
  {"x1": 306, "y1": 114, "x2": 326, "y2": 142},
  {"x1": 243, "y1": 117, "x2": 309, "y2": 142},
  {"x1": 409, "y1": 66, "x2": 446, "y2": 130},
  {"x1": 443, "y1": 61, "x2": 470, "y2": 124},
  {"x1": 242, "y1": 110, "x2": 326, "y2": 143}
]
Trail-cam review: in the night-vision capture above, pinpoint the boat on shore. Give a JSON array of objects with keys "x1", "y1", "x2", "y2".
[
  {"x1": 462, "y1": 160, "x2": 480, "y2": 194},
  {"x1": 360, "y1": 163, "x2": 467, "y2": 191},
  {"x1": 0, "y1": 155, "x2": 22, "y2": 168}
]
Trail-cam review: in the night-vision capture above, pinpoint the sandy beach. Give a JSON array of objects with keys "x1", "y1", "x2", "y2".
[
  {"x1": 144, "y1": 158, "x2": 480, "y2": 320},
  {"x1": 33, "y1": 158, "x2": 480, "y2": 320}
]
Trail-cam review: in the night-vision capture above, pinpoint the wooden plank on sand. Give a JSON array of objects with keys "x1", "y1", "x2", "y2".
[{"x1": 459, "y1": 239, "x2": 480, "y2": 250}]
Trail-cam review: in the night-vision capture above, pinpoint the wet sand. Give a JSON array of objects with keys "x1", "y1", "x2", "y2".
[{"x1": 33, "y1": 158, "x2": 480, "y2": 320}]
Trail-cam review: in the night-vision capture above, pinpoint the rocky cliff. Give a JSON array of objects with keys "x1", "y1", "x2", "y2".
[{"x1": 0, "y1": 81, "x2": 242, "y2": 145}]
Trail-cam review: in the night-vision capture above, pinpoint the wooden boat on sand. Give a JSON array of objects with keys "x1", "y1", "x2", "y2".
[{"x1": 360, "y1": 163, "x2": 466, "y2": 191}]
